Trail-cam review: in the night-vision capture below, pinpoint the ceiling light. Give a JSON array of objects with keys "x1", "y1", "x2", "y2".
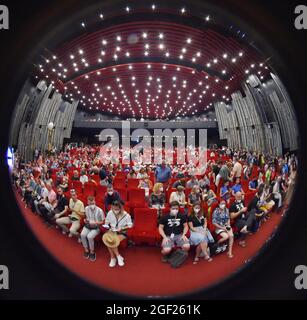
[
  {"x1": 187, "y1": 38, "x2": 192, "y2": 44},
  {"x1": 205, "y1": 15, "x2": 210, "y2": 21},
  {"x1": 181, "y1": 8, "x2": 186, "y2": 14},
  {"x1": 239, "y1": 52, "x2": 244, "y2": 57},
  {"x1": 116, "y1": 36, "x2": 121, "y2": 41},
  {"x1": 159, "y1": 33, "x2": 164, "y2": 39},
  {"x1": 100, "y1": 13, "x2": 104, "y2": 19},
  {"x1": 102, "y1": 39, "x2": 107, "y2": 45}
]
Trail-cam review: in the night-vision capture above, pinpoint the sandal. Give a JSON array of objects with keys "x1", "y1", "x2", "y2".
[
  {"x1": 227, "y1": 252, "x2": 234, "y2": 259},
  {"x1": 205, "y1": 256, "x2": 213, "y2": 262},
  {"x1": 193, "y1": 257, "x2": 199, "y2": 264}
]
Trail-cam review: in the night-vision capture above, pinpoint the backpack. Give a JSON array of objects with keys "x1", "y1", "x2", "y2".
[{"x1": 168, "y1": 250, "x2": 189, "y2": 268}]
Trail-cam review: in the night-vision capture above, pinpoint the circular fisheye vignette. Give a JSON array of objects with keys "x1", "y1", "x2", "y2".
[{"x1": 7, "y1": 0, "x2": 300, "y2": 298}]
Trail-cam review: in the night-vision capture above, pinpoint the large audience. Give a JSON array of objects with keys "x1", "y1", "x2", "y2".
[{"x1": 12, "y1": 144, "x2": 297, "y2": 267}]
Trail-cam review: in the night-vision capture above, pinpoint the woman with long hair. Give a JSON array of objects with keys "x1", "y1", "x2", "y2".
[{"x1": 188, "y1": 202, "x2": 213, "y2": 264}]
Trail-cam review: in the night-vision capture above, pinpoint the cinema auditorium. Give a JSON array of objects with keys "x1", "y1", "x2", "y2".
[{"x1": 8, "y1": 2, "x2": 299, "y2": 297}]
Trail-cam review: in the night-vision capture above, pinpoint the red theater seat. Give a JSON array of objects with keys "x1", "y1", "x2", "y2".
[
  {"x1": 72, "y1": 180, "x2": 83, "y2": 194},
  {"x1": 83, "y1": 182, "x2": 96, "y2": 197},
  {"x1": 113, "y1": 178, "x2": 126, "y2": 190},
  {"x1": 126, "y1": 189, "x2": 147, "y2": 214},
  {"x1": 128, "y1": 208, "x2": 160, "y2": 245},
  {"x1": 127, "y1": 179, "x2": 140, "y2": 189}
]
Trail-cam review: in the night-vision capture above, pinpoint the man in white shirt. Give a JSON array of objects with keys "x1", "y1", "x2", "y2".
[{"x1": 80, "y1": 196, "x2": 105, "y2": 262}]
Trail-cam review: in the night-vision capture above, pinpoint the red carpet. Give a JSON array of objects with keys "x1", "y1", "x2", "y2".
[{"x1": 17, "y1": 195, "x2": 282, "y2": 298}]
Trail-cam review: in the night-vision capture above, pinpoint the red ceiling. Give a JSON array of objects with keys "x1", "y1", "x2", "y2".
[{"x1": 36, "y1": 18, "x2": 271, "y2": 119}]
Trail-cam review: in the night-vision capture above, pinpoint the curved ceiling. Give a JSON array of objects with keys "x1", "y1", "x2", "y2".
[{"x1": 34, "y1": 6, "x2": 271, "y2": 120}]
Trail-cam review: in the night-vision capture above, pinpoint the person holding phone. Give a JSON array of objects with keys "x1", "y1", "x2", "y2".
[
  {"x1": 212, "y1": 200, "x2": 234, "y2": 258},
  {"x1": 56, "y1": 189, "x2": 85, "y2": 237},
  {"x1": 158, "y1": 201, "x2": 190, "y2": 262},
  {"x1": 229, "y1": 191, "x2": 257, "y2": 248},
  {"x1": 80, "y1": 196, "x2": 105, "y2": 262}
]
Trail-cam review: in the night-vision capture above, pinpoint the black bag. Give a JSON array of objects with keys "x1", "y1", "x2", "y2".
[{"x1": 168, "y1": 250, "x2": 188, "y2": 268}]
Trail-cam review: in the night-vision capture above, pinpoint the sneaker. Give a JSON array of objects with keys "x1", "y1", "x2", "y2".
[
  {"x1": 117, "y1": 255, "x2": 125, "y2": 267},
  {"x1": 109, "y1": 258, "x2": 117, "y2": 268},
  {"x1": 83, "y1": 252, "x2": 89, "y2": 259},
  {"x1": 89, "y1": 252, "x2": 96, "y2": 262}
]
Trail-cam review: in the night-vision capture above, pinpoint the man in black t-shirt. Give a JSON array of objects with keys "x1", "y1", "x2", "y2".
[
  {"x1": 159, "y1": 201, "x2": 190, "y2": 261},
  {"x1": 41, "y1": 187, "x2": 69, "y2": 226},
  {"x1": 229, "y1": 192, "x2": 257, "y2": 247}
]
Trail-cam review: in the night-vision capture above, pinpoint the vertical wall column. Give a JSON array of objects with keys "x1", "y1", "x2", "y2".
[
  {"x1": 10, "y1": 79, "x2": 79, "y2": 161},
  {"x1": 214, "y1": 73, "x2": 297, "y2": 156}
]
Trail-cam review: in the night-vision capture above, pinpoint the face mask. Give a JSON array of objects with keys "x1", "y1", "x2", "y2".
[
  {"x1": 108, "y1": 191, "x2": 113, "y2": 196},
  {"x1": 159, "y1": 188, "x2": 164, "y2": 192},
  {"x1": 170, "y1": 209, "x2": 178, "y2": 216},
  {"x1": 194, "y1": 208, "x2": 201, "y2": 214},
  {"x1": 89, "y1": 205, "x2": 95, "y2": 210},
  {"x1": 113, "y1": 209, "x2": 120, "y2": 215},
  {"x1": 220, "y1": 204, "x2": 226, "y2": 210}
]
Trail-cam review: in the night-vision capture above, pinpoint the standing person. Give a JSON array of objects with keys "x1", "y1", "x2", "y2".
[
  {"x1": 56, "y1": 189, "x2": 85, "y2": 237},
  {"x1": 216, "y1": 162, "x2": 231, "y2": 187},
  {"x1": 103, "y1": 201, "x2": 133, "y2": 267},
  {"x1": 155, "y1": 161, "x2": 172, "y2": 185},
  {"x1": 188, "y1": 203, "x2": 213, "y2": 264},
  {"x1": 231, "y1": 157, "x2": 243, "y2": 181},
  {"x1": 80, "y1": 196, "x2": 105, "y2": 262},
  {"x1": 158, "y1": 201, "x2": 190, "y2": 262},
  {"x1": 212, "y1": 200, "x2": 234, "y2": 258}
]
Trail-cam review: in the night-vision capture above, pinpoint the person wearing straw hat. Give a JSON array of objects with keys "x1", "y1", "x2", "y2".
[{"x1": 103, "y1": 200, "x2": 133, "y2": 267}]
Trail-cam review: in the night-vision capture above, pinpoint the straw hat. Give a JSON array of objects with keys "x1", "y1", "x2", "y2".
[{"x1": 102, "y1": 231, "x2": 120, "y2": 248}]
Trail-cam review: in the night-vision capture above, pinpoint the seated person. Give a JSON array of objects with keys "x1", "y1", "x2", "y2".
[
  {"x1": 71, "y1": 170, "x2": 80, "y2": 181},
  {"x1": 202, "y1": 185, "x2": 217, "y2": 206},
  {"x1": 137, "y1": 167, "x2": 148, "y2": 179},
  {"x1": 220, "y1": 180, "x2": 231, "y2": 203},
  {"x1": 158, "y1": 201, "x2": 190, "y2": 262},
  {"x1": 56, "y1": 189, "x2": 85, "y2": 237},
  {"x1": 188, "y1": 202, "x2": 213, "y2": 263},
  {"x1": 247, "y1": 184, "x2": 270, "y2": 223},
  {"x1": 138, "y1": 178, "x2": 153, "y2": 198},
  {"x1": 212, "y1": 200, "x2": 234, "y2": 258},
  {"x1": 186, "y1": 175, "x2": 199, "y2": 189},
  {"x1": 80, "y1": 170, "x2": 89, "y2": 185},
  {"x1": 188, "y1": 186, "x2": 202, "y2": 207},
  {"x1": 248, "y1": 178, "x2": 258, "y2": 191},
  {"x1": 149, "y1": 183, "x2": 165, "y2": 209},
  {"x1": 172, "y1": 178, "x2": 186, "y2": 189},
  {"x1": 169, "y1": 185, "x2": 187, "y2": 208},
  {"x1": 80, "y1": 196, "x2": 105, "y2": 262},
  {"x1": 229, "y1": 192, "x2": 257, "y2": 247},
  {"x1": 199, "y1": 175, "x2": 210, "y2": 190},
  {"x1": 127, "y1": 169, "x2": 137, "y2": 179},
  {"x1": 231, "y1": 177, "x2": 245, "y2": 197},
  {"x1": 41, "y1": 186, "x2": 69, "y2": 225},
  {"x1": 58, "y1": 175, "x2": 69, "y2": 192},
  {"x1": 37, "y1": 182, "x2": 57, "y2": 225},
  {"x1": 104, "y1": 184, "x2": 123, "y2": 212},
  {"x1": 103, "y1": 200, "x2": 133, "y2": 267}
]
